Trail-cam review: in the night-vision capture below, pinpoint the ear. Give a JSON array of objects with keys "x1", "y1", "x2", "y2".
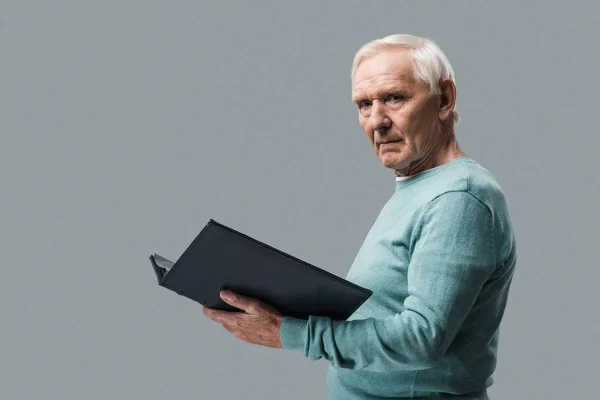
[{"x1": 437, "y1": 78, "x2": 456, "y2": 122}]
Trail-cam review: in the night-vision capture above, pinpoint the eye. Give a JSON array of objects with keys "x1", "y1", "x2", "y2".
[
  {"x1": 387, "y1": 94, "x2": 405, "y2": 102},
  {"x1": 358, "y1": 100, "x2": 372, "y2": 109}
]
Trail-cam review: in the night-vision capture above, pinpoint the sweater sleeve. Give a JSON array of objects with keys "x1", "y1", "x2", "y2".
[{"x1": 279, "y1": 191, "x2": 497, "y2": 371}]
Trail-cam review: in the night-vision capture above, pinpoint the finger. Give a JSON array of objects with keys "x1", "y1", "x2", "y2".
[
  {"x1": 220, "y1": 290, "x2": 261, "y2": 313},
  {"x1": 203, "y1": 307, "x2": 237, "y2": 324}
]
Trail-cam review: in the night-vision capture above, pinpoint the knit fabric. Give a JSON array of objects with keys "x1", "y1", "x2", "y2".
[{"x1": 280, "y1": 156, "x2": 517, "y2": 399}]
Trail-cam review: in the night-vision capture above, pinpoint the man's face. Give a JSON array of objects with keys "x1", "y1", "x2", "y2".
[{"x1": 352, "y1": 47, "x2": 441, "y2": 171}]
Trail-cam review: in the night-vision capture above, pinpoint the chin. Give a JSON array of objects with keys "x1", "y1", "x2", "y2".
[{"x1": 379, "y1": 154, "x2": 407, "y2": 170}]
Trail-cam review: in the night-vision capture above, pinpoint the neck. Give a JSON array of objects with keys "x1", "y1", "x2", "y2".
[{"x1": 394, "y1": 126, "x2": 466, "y2": 178}]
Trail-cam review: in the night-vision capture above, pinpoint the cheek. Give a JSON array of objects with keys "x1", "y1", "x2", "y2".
[
  {"x1": 394, "y1": 109, "x2": 424, "y2": 138},
  {"x1": 391, "y1": 115, "x2": 411, "y2": 136},
  {"x1": 412, "y1": 104, "x2": 438, "y2": 130}
]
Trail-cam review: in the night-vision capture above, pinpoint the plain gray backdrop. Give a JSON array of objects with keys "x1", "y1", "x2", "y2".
[{"x1": 1, "y1": 1, "x2": 598, "y2": 399}]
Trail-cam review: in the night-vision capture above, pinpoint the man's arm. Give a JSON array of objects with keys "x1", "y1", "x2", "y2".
[{"x1": 280, "y1": 191, "x2": 498, "y2": 372}]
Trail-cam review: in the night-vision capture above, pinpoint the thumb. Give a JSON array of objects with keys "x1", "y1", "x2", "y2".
[{"x1": 220, "y1": 290, "x2": 262, "y2": 313}]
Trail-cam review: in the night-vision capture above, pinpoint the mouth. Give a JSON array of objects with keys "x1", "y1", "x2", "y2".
[{"x1": 379, "y1": 139, "x2": 403, "y2": 146}]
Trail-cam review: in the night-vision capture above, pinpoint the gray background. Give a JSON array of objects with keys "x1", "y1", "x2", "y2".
[{"x1": 1, "y1": 1, "x2": 598, "y2": 399}]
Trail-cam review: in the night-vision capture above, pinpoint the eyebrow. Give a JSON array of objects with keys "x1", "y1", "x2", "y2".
[{"x1": 352, "y1": 86, "x2": 409, "y2": 104}]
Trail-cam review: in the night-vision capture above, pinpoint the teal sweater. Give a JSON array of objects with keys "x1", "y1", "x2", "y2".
[{"x1": 280, "y1": 156, "x2": 517, "y2": 400}]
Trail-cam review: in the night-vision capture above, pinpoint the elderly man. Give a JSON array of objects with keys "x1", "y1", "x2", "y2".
[{"x1": 203, "y1": 34, "x2": 517, "y2": 400}]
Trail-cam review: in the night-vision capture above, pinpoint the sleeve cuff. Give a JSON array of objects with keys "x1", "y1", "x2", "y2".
[{"x1": 280, "y1": 316, "x2": 307, "y2": 351}]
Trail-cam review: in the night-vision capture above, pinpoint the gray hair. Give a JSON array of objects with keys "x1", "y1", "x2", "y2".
[{"x1": 351, "y1": 34, "x2": 460, "y2": 125}]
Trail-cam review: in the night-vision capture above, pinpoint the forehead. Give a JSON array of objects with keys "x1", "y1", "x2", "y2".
[{"x1": 352, "y1": 47, "x2": 419, "y2": 100}]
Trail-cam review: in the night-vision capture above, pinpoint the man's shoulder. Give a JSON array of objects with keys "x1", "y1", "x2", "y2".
[
  {"x1": 430, "y1": 157, "x2": 507, "y2": 207},
  {"x1": 439, "y1": 158, "x2": 516, "y2": 264},
  {"x1": 457, "y1": 158, "x2": 506, "y2": 203},
  {"x1": 398, "y1": 156, "x2": 512, "y2": 223}
]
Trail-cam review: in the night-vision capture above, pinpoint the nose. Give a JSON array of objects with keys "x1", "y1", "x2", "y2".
[{"x1": 370, "y1": 100, "x2": 391, "y2": 134}]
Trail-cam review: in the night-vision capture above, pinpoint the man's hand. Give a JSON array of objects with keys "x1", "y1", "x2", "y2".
[{"x1": 202, "y1": 290, "x2": 284, "y2": 349}]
